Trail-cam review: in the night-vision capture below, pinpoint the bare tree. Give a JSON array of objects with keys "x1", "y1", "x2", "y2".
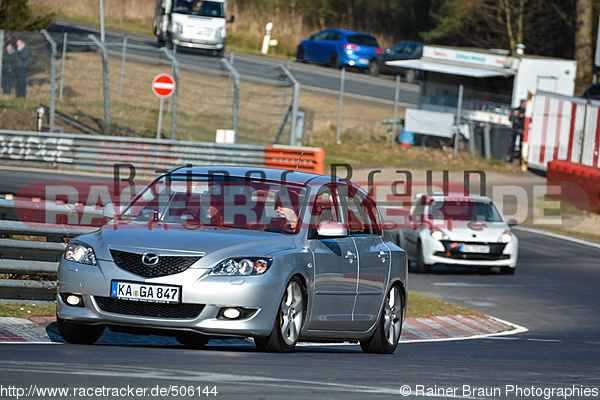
[{"x1": 575, "y1": 0, "x2": 593, "y2": 87}]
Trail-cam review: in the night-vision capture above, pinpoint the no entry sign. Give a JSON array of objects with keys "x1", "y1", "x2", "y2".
[{"x1": 152, "y1": 73, "x2": 175, "y2": 98}]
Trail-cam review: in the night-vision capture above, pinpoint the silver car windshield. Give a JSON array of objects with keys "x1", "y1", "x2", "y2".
[
  {"x1": 122, "y1": 174, "x2": 308, "y2": 234},
  {"x1": 172, "y1": 0, "x2": 224, "y2": 17},
  {"x1": 429, "y1": 200, "x2": 503, "y2": 222}
]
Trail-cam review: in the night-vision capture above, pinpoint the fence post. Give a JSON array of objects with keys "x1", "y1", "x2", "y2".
[
  {"x1": 0, "y1": 30, "x2": 4, "y2": 90},
  {"x1": 60, "y1": 32, "x2": 67, "y2": 100},
  {"x1": 160, "y1": 47, "x2": 179, "y2": 140},
  {"x1": 483, "y1": 122, "x2": 492, "y2": 160},
  {"x1": 41, "y1": 30, "x2": 56, "y2": 131},
  {"x1": 454, "y1": 84, "x2": 464, "y2": 156},
  {"x1": 392, "y1": 75, "x2": 400, "y2": 146},
  {"x1": 119, "y1": 36, "x2": 127, "y2": 103},
  {"x1": 225, "y1": 51, "x2": 234, "y2": 119},
  {"x1": 336, "y1": 68, "x2": 345, "y2": 144},
  {"x1": 469, "y1": 121, "x2": 476, "y2": 156},
  {"x1": 279, "y1": 63, "x2": 300, "y2": 146},
  {"x1": 220, "y1": 57, "x2": 239, "y2": 140},
  {"x1": 88, "y1": 34, "x2": 111, "y2": 133}
]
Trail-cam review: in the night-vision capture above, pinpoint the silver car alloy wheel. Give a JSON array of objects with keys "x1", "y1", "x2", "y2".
[
  {"x1": 280, "y1": 280, "x2": 303, "y2": 346},
  {"x1": 383, "y1": 286, "x2": 403, "y2": 346}
]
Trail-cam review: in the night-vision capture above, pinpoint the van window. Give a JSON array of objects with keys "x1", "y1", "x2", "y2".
[{"x1": 173, "y1": 0, "x2": 224, "y2": 17}]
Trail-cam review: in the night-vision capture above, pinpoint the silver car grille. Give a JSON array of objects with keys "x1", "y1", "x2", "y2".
[
  {"x1": 109, "y1": 249, "x2": 201, "y2": 278},
  {"x1": 95, "y1": 296, "x2": 204, "y2": 319}
]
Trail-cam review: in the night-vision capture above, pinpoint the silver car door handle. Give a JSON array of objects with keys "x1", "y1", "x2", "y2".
[
  {"x1": 345, "y1": 251, "x2": 357, "y2": 261},
  {"x1": 378, "y1": 250, "x2": 389, "y2": 260}
]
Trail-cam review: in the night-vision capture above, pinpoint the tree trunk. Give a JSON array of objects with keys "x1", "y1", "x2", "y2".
[{"x1": 575, "y1": 0, "x2": 593, "y2": 88}]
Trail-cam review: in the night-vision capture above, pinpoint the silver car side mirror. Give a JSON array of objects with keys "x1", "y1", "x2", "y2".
[{"x1": 316, "y1": 220, "x2": 348, "y2": 238}]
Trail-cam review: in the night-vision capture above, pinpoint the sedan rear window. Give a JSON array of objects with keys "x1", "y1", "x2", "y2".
[{"x1": 347, "y1": 35, "x2": 379, "y2": 47}]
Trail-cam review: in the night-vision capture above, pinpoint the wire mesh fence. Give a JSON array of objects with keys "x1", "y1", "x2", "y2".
[{"x1": 0, "y1": 29, "x2": 298, "y2": 146}]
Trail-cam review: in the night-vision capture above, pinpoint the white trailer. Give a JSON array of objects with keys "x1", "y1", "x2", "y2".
[
  {"x1": 388, "y1": 45, "x2": 577, "y2": 126},
  {"x1": 153, "y1": 0, "x2": 234, "y2": 57}
]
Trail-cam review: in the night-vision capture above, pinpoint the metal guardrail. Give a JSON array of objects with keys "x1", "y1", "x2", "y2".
[
  {"x1": 0, "y1": 129, "x2": 326, "y2": 175},
  {"x1": 0, "y1": 129, "x2": 268, "y2": 175},
  {"x1": 0, "y1": 200, "x2": 99, "y2": 301}
]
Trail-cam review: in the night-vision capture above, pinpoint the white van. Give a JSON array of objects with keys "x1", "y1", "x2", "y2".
[{"x1": 154, "y1": 0, "x2": 234, "y2": 57}]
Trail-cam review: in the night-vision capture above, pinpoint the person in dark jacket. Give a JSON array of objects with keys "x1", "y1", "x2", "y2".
[
  {"x1": 2, "y1": 43, "x2": 17, "y2": 95},
  {"x1": 15, "y1": 39, "x2": 31, "y2": 98}
]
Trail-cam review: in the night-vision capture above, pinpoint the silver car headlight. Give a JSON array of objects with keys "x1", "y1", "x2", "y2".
[
  {"x1": 172, "y1": 22, "x2": 183, "y2": 33},
  {"x1": 215, "y1": 27, "x2": 224, "y2": 38},
  {"x1": 499, "y1": 230, "x2": 513, "y2": 243},
  {"x1": 210, "y1": 257, "x2": 273, "y2": 276},
  {"x1": 64, "y1": 242, "x2": 97, "y2": 265}
]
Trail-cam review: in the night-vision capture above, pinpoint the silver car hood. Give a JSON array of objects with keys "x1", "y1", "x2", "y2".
[
  {"x1": 79, "y1": 222, "x2": 298, "y2": 264},
  {"x1": 440, "y1": 221, "x2": 509, "y2": 242}
]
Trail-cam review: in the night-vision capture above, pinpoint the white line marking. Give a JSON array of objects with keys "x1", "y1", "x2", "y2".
[{"x1": 514, "y1": 226, "x2": 600, "y2": 250}]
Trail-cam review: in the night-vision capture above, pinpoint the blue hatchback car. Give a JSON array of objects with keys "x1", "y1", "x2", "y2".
[{"x1": 296, "y1": 28, "x2": 382, "y2": 70}]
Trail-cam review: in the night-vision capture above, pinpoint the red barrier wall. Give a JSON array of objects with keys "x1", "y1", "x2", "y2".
[{"x1": 547, "y1": 160, "x2": 600, "y2": 214}]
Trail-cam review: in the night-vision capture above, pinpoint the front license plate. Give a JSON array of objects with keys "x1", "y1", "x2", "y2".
[
  {"x1": 358, "y1": 58, "x2": 369, "y2": 65},
  {"x1": 460, "y1": 244, "x2": 490, "y2": 253},
  {"x1": 110, "y1": 281, "x2": 181, "y2": 304}
]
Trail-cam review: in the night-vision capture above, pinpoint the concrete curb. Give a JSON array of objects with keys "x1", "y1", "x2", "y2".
[{"x1": 0, "y1": 314, "x2": 526, "y2": 346}]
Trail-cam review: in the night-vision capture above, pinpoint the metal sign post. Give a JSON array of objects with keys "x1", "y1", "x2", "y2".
[{"x1": 152, "y1": 74, "x2": 176, "y2": 140}]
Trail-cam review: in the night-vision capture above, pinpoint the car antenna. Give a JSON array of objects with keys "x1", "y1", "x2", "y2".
[{"x1": 295, "y1": 152, "x2": 304, "y2": 172}]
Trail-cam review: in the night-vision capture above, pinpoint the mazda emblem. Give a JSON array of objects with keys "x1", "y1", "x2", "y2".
[{"x1": 141, "y1": 252, "x2": 160, "y2": 266}]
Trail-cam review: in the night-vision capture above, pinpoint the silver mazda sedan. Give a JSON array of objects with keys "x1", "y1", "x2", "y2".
[{"x1": 57, "y1": 166, "x2": 408, "y2": 353}]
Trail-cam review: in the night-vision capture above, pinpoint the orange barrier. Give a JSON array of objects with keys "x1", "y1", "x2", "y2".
[
  {"x1": 547, "y1": 160, "x2": 600, "y2": 214},
  {"x1": 264, "y1": 146, "x2": 325, "y2": 175}
]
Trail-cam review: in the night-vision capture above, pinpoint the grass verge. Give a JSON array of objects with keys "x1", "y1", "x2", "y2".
[
  {"x1": 0, "y1": 303, "x2": 57, "y2": 318},
  {"x1": 407, "y1": 292, "x2": 483, "y2": 318},
  {"x1": 0, "y1": 291, "x2": 482, "y2": 319}
]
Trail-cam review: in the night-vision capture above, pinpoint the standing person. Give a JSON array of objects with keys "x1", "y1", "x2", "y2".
[
  {"x1": 15, "y1": 39, "x2": 31, "y2": 99},
  {"x1": 2, "y1": 43, "x2": 16, "y2": 95},
  {"x1": 508, "y1": 100, "x2": 526, "y2": 162}
]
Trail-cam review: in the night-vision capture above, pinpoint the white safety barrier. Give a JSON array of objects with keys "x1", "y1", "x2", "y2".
[{"x1": 526, "y1": 91, "x2": 600, "y2": 171}]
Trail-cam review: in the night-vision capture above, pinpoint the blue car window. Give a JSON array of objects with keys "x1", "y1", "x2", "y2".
[
  {"x1": 326, "y1": 31, "x2": 342, "y2": 41},
  {"x1": 313, "y1": 31, "x2": 329, "y2": 41},
  {"x1": 391, "y1": 42, "x2": 407, "y2": 54},
  {"x1": 404, "y1": 43, "x2": 419, "y2": 55},
  {"x1": 347, "y1": 35, "x2": 379, "y2": 47}
]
